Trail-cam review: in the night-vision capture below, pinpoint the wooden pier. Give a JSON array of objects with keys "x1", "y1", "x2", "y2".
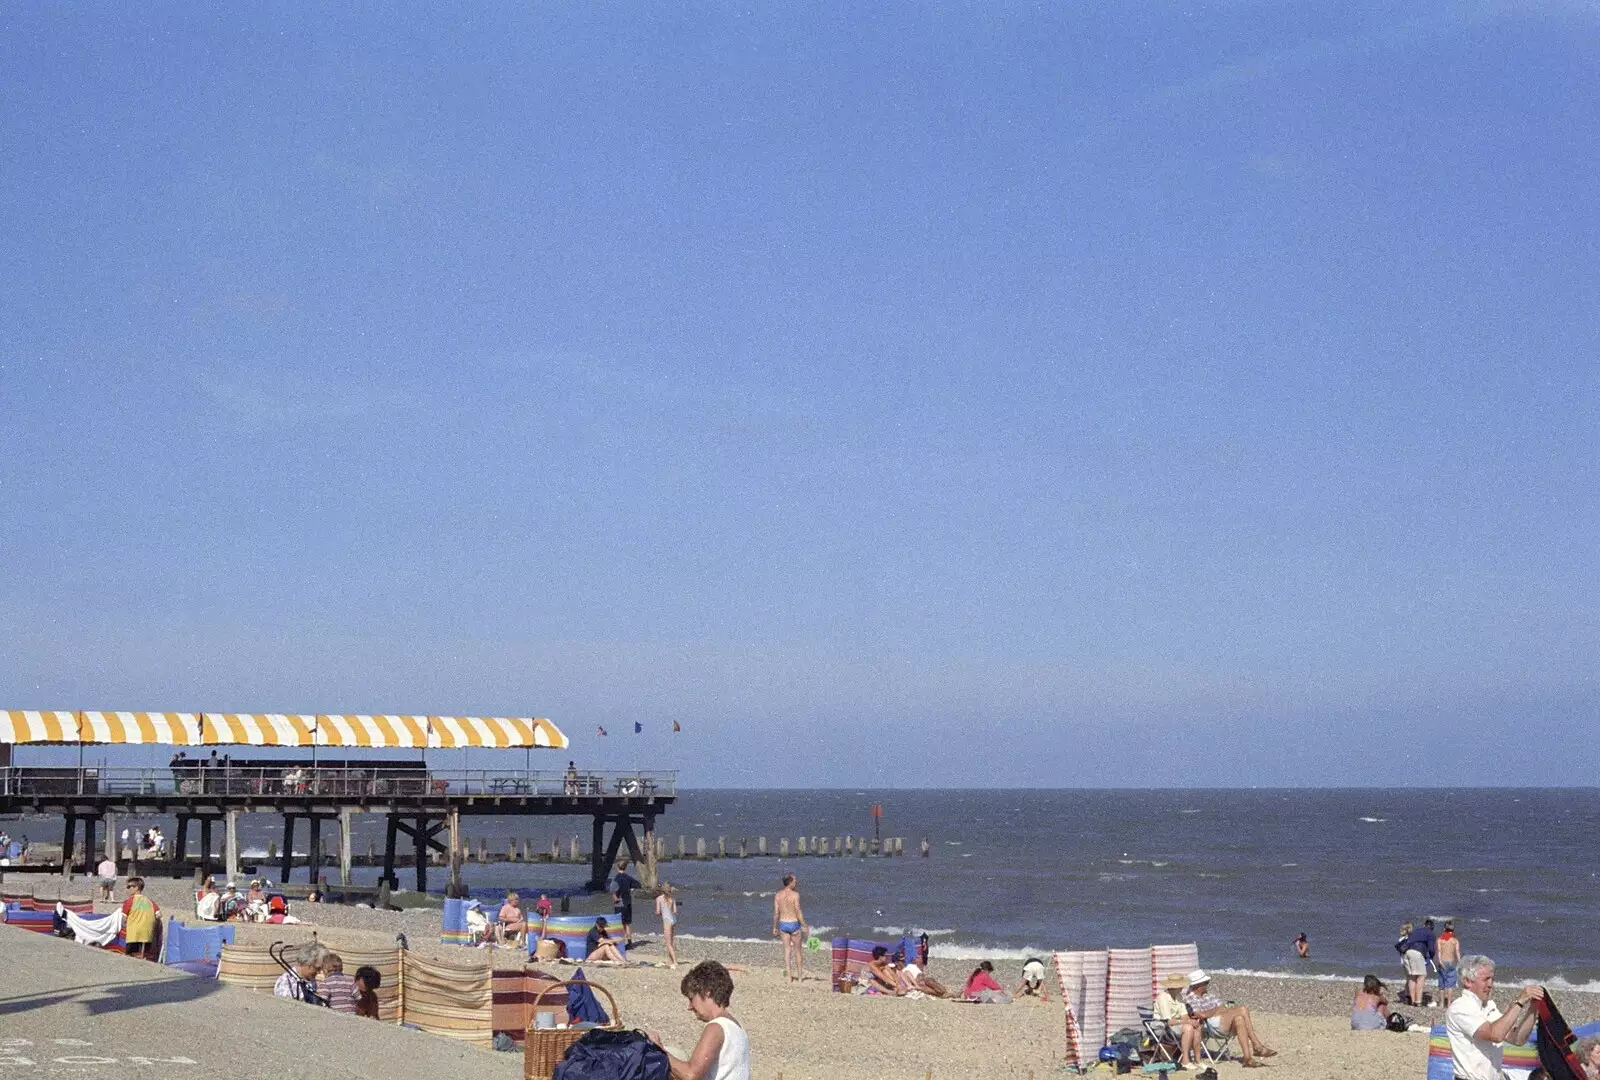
[{"x1": 0, "y1": 764, "x2": 674, "y2": 893}]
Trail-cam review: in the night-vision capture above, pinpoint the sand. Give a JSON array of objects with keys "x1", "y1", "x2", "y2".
[{"x1": 10, "y1": 873, "x2": 1599, "y2": 1080}]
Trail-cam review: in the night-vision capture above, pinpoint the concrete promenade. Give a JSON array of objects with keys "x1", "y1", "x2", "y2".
[{"x1": 0, "y1": 926, "x2": 518, "y2": 1079}]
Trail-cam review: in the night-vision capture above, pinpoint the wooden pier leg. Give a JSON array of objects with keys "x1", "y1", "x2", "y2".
[
  {"x1": 103, "y1": 811, "x2": 117, "y2": 862},
  {"x1": 414, "y1": 816, "x2": 428, "y2": 893},
  {"x1": 569, "y1": 835, "x2": 580, "y2": 862},
  {"x1": 174, "y1": 815, "x2": 189, "y2": 876},
  {"x1": 590, "y1": 816, "x2": 606, "y2": 888},
  {"x1": 338, "y1": 808, "x2": 353, "y2": 886},
  {"x1": 642, "y1": 811, "x2": 658, "y2": 889},
  {"x1": 281, "y1": 815, "x2": 295, "y2": 884},
  {"x1": 82, "y1": 818, "x2": 97, "y2": 876},
  {"x1": 447, "y1": 809, "x2": 463, "y2": 894},
  {"x1": 61, "y1": 813, "x2": 76, "y2": 877},
  {"x1": 383, "y1": 814, "x2": 399, "y2": 889},
  {"x1": 225, "y1": 809, "x2": 239, "y2": 883},
  {"x1": 307, "y1": 817, "x2": 324, "y2": 882},
  {"x1": 200, "y1": 818, "x2": 215, "y2": 882}
]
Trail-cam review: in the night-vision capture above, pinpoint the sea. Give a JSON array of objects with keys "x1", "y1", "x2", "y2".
[{"x1": 9, "y1": 787, "x2": 1597, "y2": 989}]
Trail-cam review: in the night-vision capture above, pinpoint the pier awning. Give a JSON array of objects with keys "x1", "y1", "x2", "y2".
[
  {"x1": 81, "y1": 711, "x2": 204, "y2": 744},
  {"x1": 0, "y1": 710, "x2": 568, "y2": 750},
  {"x1": 0, "y1": 711, "x2": 79, "y2": 743}
]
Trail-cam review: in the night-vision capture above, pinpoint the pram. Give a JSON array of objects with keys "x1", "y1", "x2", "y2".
[{"x1": 268, "y1": 941, "x2": 331, "y2": 1007}]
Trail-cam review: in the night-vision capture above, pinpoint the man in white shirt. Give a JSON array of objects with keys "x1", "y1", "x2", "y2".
[{"x1": 1445, "y1": 954, "x2": 1541, "y2": 1080}]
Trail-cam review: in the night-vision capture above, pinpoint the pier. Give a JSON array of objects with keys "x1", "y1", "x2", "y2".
[{"x1": 0, "y1": 764, "x2": 675, "y2": 893}]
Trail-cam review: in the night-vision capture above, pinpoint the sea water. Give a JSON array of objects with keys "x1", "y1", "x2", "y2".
[{"x1": 40, "y1": 787, "x2": 1600, "y2": 988}]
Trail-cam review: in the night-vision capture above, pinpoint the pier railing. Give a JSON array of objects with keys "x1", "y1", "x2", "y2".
[{"x1": 0, "y1": 766, "x2": 675, "y2": 800}]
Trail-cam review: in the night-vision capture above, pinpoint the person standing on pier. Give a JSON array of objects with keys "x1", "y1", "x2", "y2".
[{"x1": 772, "y1": 874, "x2": 809, "y2": 983}]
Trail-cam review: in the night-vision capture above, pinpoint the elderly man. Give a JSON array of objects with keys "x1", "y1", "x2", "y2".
[
  {"x1": 1445, "y1": 954, "x2": 1541, "y2": 1080},
  {"x1": 1183, "y1": 969, "x2": 1277, "y2": 1068}
]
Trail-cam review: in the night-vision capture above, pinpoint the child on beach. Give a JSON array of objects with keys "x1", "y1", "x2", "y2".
[
  {"x1": 963, "y1": 960, "x2": 1010, "y2": 1003},
  {"x1": 120, "y1": 877, "x2": 160, "y2": 961},
  {"x1": 535, "y1": 892, "x2": 552, "y2": 939},
  {"x1": 648, "y1": 960, "x2": 749, "y2": 1080},
  {"x1": 656, "y1": 882, "x2": 679, "y2": 968}
]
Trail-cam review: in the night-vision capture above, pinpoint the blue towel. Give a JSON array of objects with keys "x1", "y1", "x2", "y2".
[{"x1": 565, "y1": 969, "x2": 610, "y2": 1025}]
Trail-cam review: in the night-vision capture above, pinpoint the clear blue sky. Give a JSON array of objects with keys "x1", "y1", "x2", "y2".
[{"x1": 2, "y1": 4, "x2": 1595, "y2": 787}]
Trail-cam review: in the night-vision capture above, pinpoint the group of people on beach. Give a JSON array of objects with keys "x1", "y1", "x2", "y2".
[
  {"x1": 1151, "y1": 969, "x2": 1277, "y2": 1069},
  {"x1": 1394, "y1": 916, "x2": 1461, "y2": 1006},
  {"x1": 272, "y1": 941, "x2": 381, "y2": 1017}
]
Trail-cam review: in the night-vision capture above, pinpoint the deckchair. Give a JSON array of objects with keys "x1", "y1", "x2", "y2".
[{"x1": 1138, "y1": 1005, "x2": 1182, "y2": 1064}]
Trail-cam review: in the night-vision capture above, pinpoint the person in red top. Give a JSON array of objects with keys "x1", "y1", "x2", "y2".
[
  {"x1": 963, "y1": 960, "x2": 1010, "y2": 1003},
  {"x1": 119, "y1": 877, "x2": 161, "y2": 961}
]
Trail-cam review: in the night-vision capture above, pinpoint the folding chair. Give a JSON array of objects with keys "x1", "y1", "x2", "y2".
[
  {"x1": 1138, "y1": 1006, "x2": 1182, "y2": 1064},
  {"x1": 1199, "y1": 1017, "x2": 1237, "y2": 1063}
]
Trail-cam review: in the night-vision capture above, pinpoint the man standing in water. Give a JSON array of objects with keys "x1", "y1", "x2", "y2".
[{"x1": 771, "y1": 874, "x2": 809, "y2": 983}]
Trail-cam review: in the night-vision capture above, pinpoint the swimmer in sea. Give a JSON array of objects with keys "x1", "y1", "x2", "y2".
[
  {"x1": 772, "y1": 873, "x2": 809, "y2": 983},
  {"x1": 1295, "y1": 933, "x2": 1310, "y2": 959}
]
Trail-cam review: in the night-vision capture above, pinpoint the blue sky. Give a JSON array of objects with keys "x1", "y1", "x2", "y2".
[{"x1": 2, "y1": 3, "x2": 1595, "y2": 787}]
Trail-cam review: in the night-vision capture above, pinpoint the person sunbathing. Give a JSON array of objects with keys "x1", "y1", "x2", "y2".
[
  {"x1": 584, "y1": 916, "x2": 626, "y2": 962},
  {"x1": 895, "y1": 958, "x2": 951, "y2": 998},
  {"x1": 1183, "y1": 970, "x2": 1276, "y2": 1068},
  {"x1": 497, "y1": 892, "x2": 526, "y2": 945},
  {"x1": 1351, "y1": 975, "x2": 1389, "y2": 1031},
  {"x1": 865, "y1": 946, "x2": 902, "y2": 994}
]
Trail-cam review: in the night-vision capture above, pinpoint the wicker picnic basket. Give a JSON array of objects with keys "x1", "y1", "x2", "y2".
[{"x1": 524, "y1": 979, "x2": 622, "y2": 1080}]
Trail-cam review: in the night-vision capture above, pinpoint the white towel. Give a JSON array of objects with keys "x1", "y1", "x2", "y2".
[{"x1": 65, "y1": 907, "x2": 123, "y2": 947}]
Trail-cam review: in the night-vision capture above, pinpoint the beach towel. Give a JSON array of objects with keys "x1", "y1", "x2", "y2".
[
  {"x1": 2, "y1": 904, "x2": 57, "y2": 934},
  {"x1": 1106, "y1": 947, "x2": 1154, "y2": 1033},
  {"x1": 1054, "y1": 950, "x2": 1109, "y2": 1064},
  {"x1": 399, "y1": 951, "x2": 494, "y2": 1047},
  {"x1": 565, "y1": 968, "x2": 610, "y2": 1026},
  {"x1": 527, "y1": 914, "x2": 627, "y2": 962},
  {"x1": 66, "y1": 908, "x2": 123, "y2": 948},
  {"x1": 492, "y1": 966, "x2": 567, "y2": 1045}
]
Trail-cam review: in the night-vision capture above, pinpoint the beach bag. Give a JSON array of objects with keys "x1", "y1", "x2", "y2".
[
  {"x1": 1386, "y1": 1012, "x2": 1408, "y2": 1032},
  {"x1": 553, "y1": 1030, "x2": 668, "y2": 1080}
]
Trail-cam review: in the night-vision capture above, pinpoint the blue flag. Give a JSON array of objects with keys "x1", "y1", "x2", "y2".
[{"x1": 633, "y1": 721, "x2": 642, "y2": 733}]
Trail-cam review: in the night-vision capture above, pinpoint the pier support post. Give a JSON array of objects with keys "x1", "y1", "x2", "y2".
[
  {"x1": 225, "y1": 810, "x2": 239, "y2": 883},
  {"x1": 307, "y1": 817, "x2": 323, "y2": 882},
  {"x1": 199, "y1": 818, "x2": 214, "y2": 882},
  {"x1": 447, "y1": 808, "x2": 463, "y2": 897},
  {"x1": 174, "y1": 816, "x2": 190, "y2": 876},
  {"x1": 103, "y1": 811, "x2": 117, "y2": 862},
  {"x1": 61, "y1": 813, "x2": 76, "y2": 877},
  {"x1": 382, "y1": 815, "x2": 399, "y2": 889},
  {"x1": 338, "y1": 808, "x2": 353, "y2": 886},
  {"x1": 413, "y1": 816, "x2": 428, "y2": 892},
  {"x1": 590, "y1": 816, "x2": 605, "y2": 885},
  {"x1": 281, "y1": 815, "x2": 294, "y2": 884},
  {"x1": 642, "y1": 812, "x2": 658, "y2": 889}
]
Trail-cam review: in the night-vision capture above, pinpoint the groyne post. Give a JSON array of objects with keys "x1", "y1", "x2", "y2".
[
  {"x1": 780, "y1": 838, "x2": 789, "y2": 856},
  {"x1": 695, "y1": 837, "x2": 706, "y2": 858},
  {"x1": 797, "y1": 836, "x2": 807, "y2": 855},
  {"x1": 758, "y1": 836, "x2": 767, "y2": 855},
  {"x1": 818, "y1": 837, "x2": 829, "y2": 856},
  {"x1": 718, "y1": 836, "x2": 726, "y2": 858}
]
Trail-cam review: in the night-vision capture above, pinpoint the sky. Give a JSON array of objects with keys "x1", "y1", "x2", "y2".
[{"x1": 2, "y1": 3, "x2": 1596, "y2": 788}]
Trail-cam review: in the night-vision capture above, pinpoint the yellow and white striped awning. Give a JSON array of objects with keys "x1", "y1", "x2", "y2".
[
  {"x1": 0, "y1": 710, "x2": 79, "y2": 743},
  {"x1": 315, "y1": 714, "x2": 431, "y2": 749},
  {"x1": 427, "y1": 716, "x2": 565, "y2": 749},
  {"x1": 79, "y1": 711, "x2": 203, "y2": 745},
  {"x1": 201, "y1": 713, "x2": 319, "y2": 746},
  {"x1": 1, "y1": 710, "x2": 566, "y2": 749}
]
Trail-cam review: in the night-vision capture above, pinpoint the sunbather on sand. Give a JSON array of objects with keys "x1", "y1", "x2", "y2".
[
  {"x1": 584, "y1": 916, "x2": 626, "y2": 963},
  {"x1": 865, "y1": 946, "x2": 902, "y2": 994},
  {"x1": 896, "y1": 959, "x2": 950, "y2": 998},
  {"x1": 1183, "y1": 970, "x2": 1277, "y2": 1068}
]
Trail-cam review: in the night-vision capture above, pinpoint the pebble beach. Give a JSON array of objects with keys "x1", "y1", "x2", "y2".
[{"x1": 10, "y1": 873, "x2": 1598, "y2": 1080}]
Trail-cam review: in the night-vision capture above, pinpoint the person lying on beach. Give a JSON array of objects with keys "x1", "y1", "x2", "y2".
[
  {"x1": 865, "y1": 946, "x2": 902, "y2": 995},
  {"x1": 1012, "y1": 957, "x2": 1047, "y2": 999},
  {"x1": 1154, "y1": 973, "x2": 1203, "y2": 1068},
  {"x1": 648, "y1": 960, "x2": 749, "y2": 1080},
  {"x1": 895, "y1": 959, "x2": 950, "y2": 999},
  {"x1": 1351, "y1": 975, "x2": 1389, "y2": 1031},
  {"x1": 585, "y1": 916, "x2": 627, "y2": 963},
  {"x1": 1182, "y1": 970, "x2": 1276, "y2": 1068},
  {"x1": 963, "y1": 960, "x2": 1011, "y2": 1003}
]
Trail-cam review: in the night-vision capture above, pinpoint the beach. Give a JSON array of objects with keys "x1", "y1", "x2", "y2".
[{"x1": 10, "y1": 874, "x2": 1598, "y2": 1080}]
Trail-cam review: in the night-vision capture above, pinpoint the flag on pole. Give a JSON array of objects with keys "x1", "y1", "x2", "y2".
[
  {"x1": 597, "y1": 725, "x2": 608, "y2": 737},
  {"x1": 633, "y1": 721, "x2": 642, "y2": 734}
]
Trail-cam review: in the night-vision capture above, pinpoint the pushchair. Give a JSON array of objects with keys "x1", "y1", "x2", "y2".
[{"x1": 269, "y1": 940, "x2": 331, "y2": 1006}]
